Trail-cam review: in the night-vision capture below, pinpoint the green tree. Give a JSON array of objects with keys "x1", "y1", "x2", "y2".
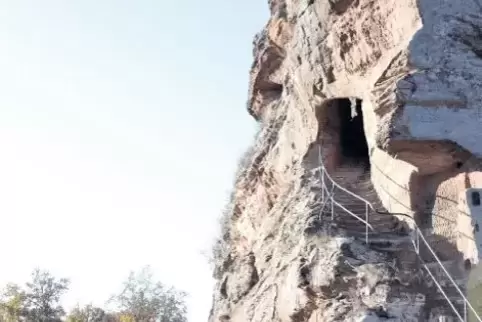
[
  {"x1": 66, "y1": 304, "x2": 107, "y2": 322},
  {"x1": 0, "y1": 269, "x2": 69, "y2": 322},
  {"x1": 0, "y1": 283, "x2": 27, "y2": 322},
  {"x1": 23, "y1": 268, "x2": 70, "y2": 322},
  {"x1": 109, "y1": 266, "x2": 187, "y2": 322}
]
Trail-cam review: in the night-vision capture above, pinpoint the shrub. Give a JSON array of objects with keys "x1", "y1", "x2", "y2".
[{"x1": 209, "y1": 125, "x2": 263, "y2": 279}]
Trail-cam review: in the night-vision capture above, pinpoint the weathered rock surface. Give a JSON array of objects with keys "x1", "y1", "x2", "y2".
[{"x1": 210, "y1": 0, "x2": 482, "y2": 321}]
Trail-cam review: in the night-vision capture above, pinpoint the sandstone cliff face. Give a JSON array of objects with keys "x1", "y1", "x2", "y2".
[{"x1": 210, "y1": 0, "x2": 482, "y2": 321}]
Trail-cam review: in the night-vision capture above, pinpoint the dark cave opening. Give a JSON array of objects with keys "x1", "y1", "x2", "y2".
[
  {"x1": 315, "y1": 97, "x2": 370, "y2": 172},
  {"x1": 337, "y1": 98, "x2": 370, "y2": 166}
]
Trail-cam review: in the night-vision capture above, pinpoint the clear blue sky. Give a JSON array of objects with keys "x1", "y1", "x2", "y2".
[{"x1": 0, "y1": 1, "x2": 268, "y2": 320}]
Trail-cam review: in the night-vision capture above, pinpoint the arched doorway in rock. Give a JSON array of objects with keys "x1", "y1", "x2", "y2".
[{"x1": 316, "y1": 98, "x2": 370, "y2": 172}]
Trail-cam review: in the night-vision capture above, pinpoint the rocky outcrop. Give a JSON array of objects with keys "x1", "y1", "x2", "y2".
[{"x1": 210, "y1": 0, "x2": 482, "y2": 321}]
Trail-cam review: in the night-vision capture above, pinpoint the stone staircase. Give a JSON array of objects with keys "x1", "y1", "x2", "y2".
[
  {"x1": 314, "y1": 163, "x2": 473, "y2": 319},
  {"x1": 318, "y1": 165, "x2": 411, "y2": 247}
]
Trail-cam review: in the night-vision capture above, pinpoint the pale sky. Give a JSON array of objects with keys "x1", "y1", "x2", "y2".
[{"x1": 0, "y1": 1, "x2": 268, "y2": 321}]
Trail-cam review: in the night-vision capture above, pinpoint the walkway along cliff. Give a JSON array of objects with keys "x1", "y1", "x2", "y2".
[{"x1": 210, "y1": 0, "x2": 482, "y2": 321}]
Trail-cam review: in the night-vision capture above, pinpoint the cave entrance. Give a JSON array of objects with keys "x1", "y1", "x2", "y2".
[
  {"x1": 316, "y1": 98, "x2": 370, "y2": 171},
  {"x1": 338, "y1": 98, "x2": 369, "y2": 166}
]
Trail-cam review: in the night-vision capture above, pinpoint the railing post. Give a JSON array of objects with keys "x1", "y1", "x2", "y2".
[
  {"x1": 318, "y1": 197, "x2": 323, "y2": 223},
  {"x1": 318, "y1": 168, "x2": 324, "y2": 223},
  {"x1": 415, "y1": 229, "x2": 420, "y2": 255},
  {"x1": 331, "y1": 183, "x2": 334, "y2": 221},
  {"x1": 365, "y1": 203, "x2": 369, "y2": 245},
  {"x1": 464, "y1": 301, "x2": 467, "y2": 322},
  {"x1": 321, "y1": 169, "x2": 325, "y2": 201}
]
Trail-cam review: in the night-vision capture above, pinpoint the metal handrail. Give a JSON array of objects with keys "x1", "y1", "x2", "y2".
[
  {"x1": 318, "y1": 149, "x2": 375, "y2": 207},
  {"x1": 414, "y1": 227, "x2": 482, "y2": 322},
  {"x1": 316, "y1": 146, "x2": 482, "y2": 322}
]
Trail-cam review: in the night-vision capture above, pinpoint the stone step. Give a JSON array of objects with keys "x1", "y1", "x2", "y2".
[
  {"x1": 332, "y1": 196, "x2": 380, "y2": 206},
  {"x1": 431, "y1": 295, "x2": 469, "y2": 304},
  {"x1": 325, "y1": 219, "x2": 398, "y2": 232},
  {"x1": 334, "y1": 222, "x2": 401, "y2": 233},
  {"x1": 331, "y1": 203, "x2": 374, "y2": 211},
  {"x1": 426, "y1": 289, "x2": 469, "y2": 309},
  {"x1": 327, "y1": 212, "x2": 398, "y2": 222},
  {"x1": 315, "y1": 198, "x2": 380, "y2": 209},
  {"x1": 321, "y1": 211, "x2": 399, "y2": 226},
  {"x1": 334, "y1": 209, "x2": 388, "y2": 217},
  {"x1": 321, "y1": 201, "x2": 368, "y2": 208},
  {"x1": 312, "y1": 193, "x2": 377, "y2": 205},
  {"x1": 335, "y1": 188, "x2": 379, "y2": 195},
  {"x1": 348, "y1": 227, "x2": 409, "y2": 237},
  {"x1": 322, "y1": 216, "x2": 396, "y2": 231},
  {"x1": 333, "y1": 217, "x2": 399, "y2": 227},
  {"x1": 399, "y1": 260, "x2": 467, "y2": 281},
  {"x1": 357, "y1": 236, "x2": 412, "y2": 251},
  {"x1": 421, "y1": 260, "x2": 468, "y2": 282},
  {"x1": 424, "y1": 298, "x2": 468, "y2": 319},
  {"x1": 427, "y1": 278, "x2": 468, "y2": 293},
  {"x1": 314, "y1": 181, "x2": 379, "y2": 192},
  {"x1": 331, "y1": 208, "x2": 370, "y2": 216},
  {"x1": 335, "y1": 185, "x2": 374, "y2": 192}
]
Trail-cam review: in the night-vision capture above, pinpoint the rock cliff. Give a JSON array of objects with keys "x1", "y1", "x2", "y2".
[{"x1": 210, "y1": 0, "x2": 482, "y2": 321}]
